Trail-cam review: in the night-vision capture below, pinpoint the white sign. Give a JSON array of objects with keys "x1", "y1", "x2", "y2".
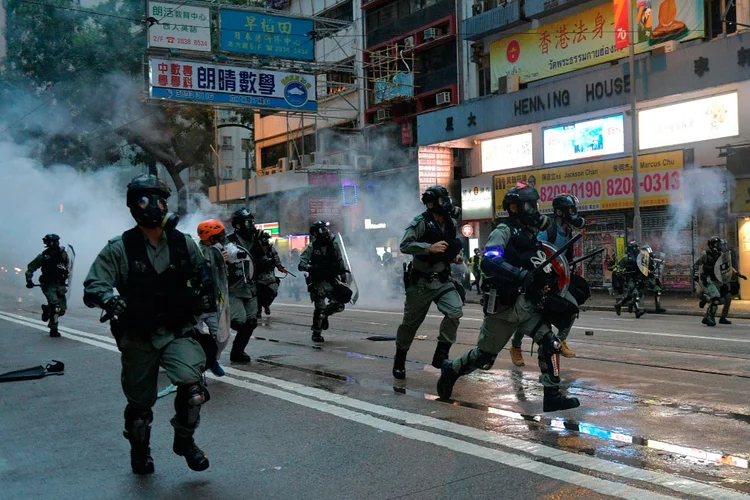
[
  {"x1": 149, "y1": 58, "x2": 317, "y2": 112},
  {"x1": 148, "y1": 2, "x2": 211, "y2": 52},
  {"x1": 481, "y1": 132, "x2": 533, "y2": 172},
  {"x1": 638, "y1": 92, "x2": 739, "y2": 150},
  {"x1": 543, "y1": 114, "x2": 625, "y2": 164},
  {"x1": 461, "y1": 175, "x2": 494, "y2": 220},
  {"x1": 364, "y1": 219, "x2": 387, "y2": 230}
]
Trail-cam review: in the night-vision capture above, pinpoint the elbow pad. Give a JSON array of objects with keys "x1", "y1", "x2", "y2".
[{"x1": 481, "y1": 249, "x2": 525, "y2": 284}]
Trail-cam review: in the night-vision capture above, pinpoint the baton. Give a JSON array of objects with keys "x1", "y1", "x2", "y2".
[
  {"x1": 569, "y1": 247, "x2": 605, "y2": 267},
  {"x1": 285, "y1": 270, "x2": 298, "y2": 278},
  {"x1": 536, "y1": 232, "x2": 582, "y2": 271}
]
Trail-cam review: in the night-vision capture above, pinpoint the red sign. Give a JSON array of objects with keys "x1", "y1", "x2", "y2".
[
  {"x1": 401, "y1": 121, "x2": 413, "y2": 146},
  {"x1": 461, "y1": 224, "x2": 473, "y2": 237},
  {"x1": 506, "y1": 40, "x2": 521, "y2": 63},
  {"x1": 613, "y1": 0, "x2": 629, "y2": 50}
]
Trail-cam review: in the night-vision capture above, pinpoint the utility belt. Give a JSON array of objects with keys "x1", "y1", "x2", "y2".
[{"x1": 409, "y1": 267, "x2": 450, "y2": 284}]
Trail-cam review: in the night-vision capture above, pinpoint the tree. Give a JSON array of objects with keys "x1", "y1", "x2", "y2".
[{"x1": 2, "y1": 0, "x2": 256, "y2": 214}]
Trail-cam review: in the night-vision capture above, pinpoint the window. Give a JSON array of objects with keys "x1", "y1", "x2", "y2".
[
  {"x1": 222, "y1": 166, "x2": 233, "y2": 179},
  {"x1": 319, "y1": 0, "x2": 353, "y2": 23},
  {"x1": 477, "y1": 56, "x2": 491, "y2": 97},
  {"x1": 222, "y1": 136, "x2": 233, "y2": 148},
  {"x1": 324, "y1": 59, "x2": 356, "y2": 97}
]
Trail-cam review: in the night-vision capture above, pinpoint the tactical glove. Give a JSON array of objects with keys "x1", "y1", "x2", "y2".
[
  {"x1": 25, "y1": 279, "x2": 34, "y2": 289},
  {"x1": 104, "y1": 296, "x2": 127, "y2": 318}
]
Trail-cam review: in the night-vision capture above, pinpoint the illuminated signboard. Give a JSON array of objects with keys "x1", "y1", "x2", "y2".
[
  {"x1": 481, "y1": 132, "x2": 533, "y2": 173},
  {"x1": 543, "y1": 114, "x2": 625, "y2": 164},
  {"x1": 639, "y1": 92, "x2": 739, "y2": 150}
]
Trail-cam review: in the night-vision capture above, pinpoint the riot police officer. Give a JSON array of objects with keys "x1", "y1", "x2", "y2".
[
  {"x1": 642, "y1": 244, "x2": 667, "y2": 313},
  {"x1": 254, "y1": 231, "x2": 287, "y2": 317},
  {"x1": 613, "y1": 241, "x2": 646, "y2": 318},
  {"x1": 510, "y1": 193, "x2": 583, "y2": 366},
  {"x1": 436, "y1": 182, "x2": 580, "y2": 412},
  {"x1": 298, "y1": 221, "x2": 349, "y2": 342},
  {"x1": 693, "y1": 236, "x2": 745, "y2": 326},
  {"x1": 392, "y1": 185, "x2": 463, "y2": 379},
  {"x1": 226, "y1": 208, "x2": 259, "y2": 362},
  {"x1": 83, "y1": 174, "x2": 210, "y2": 474},
  {"x1": 26, "y1": 234, "x2": 71, "y2": 337}
]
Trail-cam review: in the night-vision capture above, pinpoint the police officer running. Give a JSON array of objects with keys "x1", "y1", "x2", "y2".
[
  {"x1": 26, "y1": 234, "x2": 70, "y2": 337},
  {"x1": 510, "y1": 194, "x2": 583, "y2": 366},
  {"x1": 392, "y1": 185, "x2": 463, "y2": 379},
  {"x1": 694, "y1": 236, "x2": 747, "y2": 326},
  {"x1": 83, "y1": 175, "x2": 210, "y2": 474},
  {"x1": 254, "y1": 231, "x2": 288, "y2": 317},
  {"x1": 643, "y1": 244, "x2": 667, "y2": 314},
  {"x1": 436, "y1": 182, "x2": 580, "y2": 412},
  {"x1": 298, "y1": 221, "x2": 349, "y2": 342},
  {"x1": 613, "y1": 241, "x2": 647, "y2": 318},
  {"x1": 226, "y1": 208, "x2": 259, "y2": 362}
]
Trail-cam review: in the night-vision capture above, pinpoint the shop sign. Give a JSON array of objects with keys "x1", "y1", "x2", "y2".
[
  {"x1": 147, "y1": 2, "x2": 211, "y2": 52},
  {"x1": 461, "y1": 176, "x2": 494, "y2": 220},
  {"x1": 730, "y1": 178, "x2": 750, "y2": 214},
  {"x1": 309, "y1": 198, "x2": 340, "y2": 218},
  {"x1": 481, "y1": 132, "x2": 533, "y2": 172},
  {"x1": 219, "y1": 9, "x2": 314, "y2": 61},
  {"x1": 256, "y1": 221, "x2": 280, "y2": 236},
  {"x1": 493, "y1": 150, "x2": 684, "y2": 217},
  {"x1": 490, "y1": 0, "x2": 705, "y2": 85},
  {"x1": 461, "y1": 224, "x2": 474, "y2": 237},
  {"x1": 639, "y1": 92, "x2": 739, "y2": 150},
  {"x1": 544, "y1": 114, "x2": 625, "y2": 164},
  {"x1": 365, "y1": 219, "x2": 387, "y2": 230},
  {"x1": 418, "y1": 146, "x2": 453, "y2": 193}
]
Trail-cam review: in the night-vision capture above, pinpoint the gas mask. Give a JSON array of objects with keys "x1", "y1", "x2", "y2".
[
  {"x1": 130, "y1": 192, "x2": 178, "y2": 230},
  {"x1": 518, "y1": 201, "x2": 547, "y2": 229},
  {"x1": 235, "y1": 217, "x2": 257, "y2": 240},
  {"x1": 565, "y1": 208, "x2": 585, "y2": 229}
]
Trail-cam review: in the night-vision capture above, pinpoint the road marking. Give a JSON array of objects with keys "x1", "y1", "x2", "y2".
[
  {"x1": 276, "y1": 303, "x2": 750, "y2": 344},
  {"x1": 1, "y1": 311, "x2": 747, "y2": 499}
]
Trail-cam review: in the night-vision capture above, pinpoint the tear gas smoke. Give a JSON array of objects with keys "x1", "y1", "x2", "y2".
[
  {"x1": 0, "y1": 140, "x2": 141, "y2": 306},
  {"x1": 664, "y1": 167, "x2": 729, "y2": 256}
]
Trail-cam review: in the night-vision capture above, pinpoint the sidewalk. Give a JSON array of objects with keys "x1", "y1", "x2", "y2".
[{"x1": 464, "y1": 290, "x2": 750, "y2": 319}]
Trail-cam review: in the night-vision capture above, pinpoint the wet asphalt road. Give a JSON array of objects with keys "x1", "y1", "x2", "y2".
[{"x1": 1, "y1": 279, "x2": 750, "y2": 499}]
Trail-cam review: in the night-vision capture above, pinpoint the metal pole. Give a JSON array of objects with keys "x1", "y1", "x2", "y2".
[
  {"x1": 629, "y1": 0, "x2": 642, "y2": 242},
  {"x1": 244, "y1": 141, "x2": 250, "y2": 210},
  {"x1": 214, "y1": 108, "x2": 221, "y2": 204}
]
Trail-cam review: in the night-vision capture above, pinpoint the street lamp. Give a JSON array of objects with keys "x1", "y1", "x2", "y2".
[{"x1": 628, "y1": 0, "x2": 642, "y2": 242}]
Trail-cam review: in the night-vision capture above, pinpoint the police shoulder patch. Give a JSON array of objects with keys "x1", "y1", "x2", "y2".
[{"x1": 406, "y1": 214, "x2": 424, "y2": 229}]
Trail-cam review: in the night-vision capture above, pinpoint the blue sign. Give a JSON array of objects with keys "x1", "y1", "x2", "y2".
[
  {"x1": 375, "y1": 72, "x2": 414, "y2": 104},
  {"x1": 220, "y1": 9, "x2": 314, "y2": 61}
]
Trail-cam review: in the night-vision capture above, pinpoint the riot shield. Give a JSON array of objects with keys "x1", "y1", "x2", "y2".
[
  {"x1": 714, "y1": 250, "x2": 733, "y2": 284},
  {"x1": 207, "y1": 244, "x2": 231, "y2": 347},
  {"x1": 636, "y1": 249, "x2": 650, "y2": 277},
  {"x1": 65, "y1": 244, "x2": 75, "y2": 301},
  {"x1": 335, "y1": 233, "x2": 359, "y2": 305},
  {"x1": 534, "y1": 241, "x2": 572, "y2": 297}
]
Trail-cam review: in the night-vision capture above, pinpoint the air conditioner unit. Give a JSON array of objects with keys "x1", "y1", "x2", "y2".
[
  {"x1": 436, "y1": 91, "x2": 451, "y2": 105},
  {"x1": 329, "y1": 152, "x2": 347, "y2": 165},
  {"x1": 423, "y1": 28, "x2": 442, "y2": 40},
  {"x1": 471, "y1": 0, "x2": 484, "y2": 15},
  {"x1": 651, "y1": 40, "x2": 678, "y2": 55},
  {"x1": 355, "y1": 155, "x2": 373, "y2": 171},
  {"x1": 301, "y1": 154, "x2": 312, "y2": 167},
  {"x1": 376, "y1": 108, "x2": 392, "y2": 122},
  {"x1": 470, "y1": 42, "x2": 484, "y2": 63},
  {"x1": 290, "y1": 159, "x2": 299, "y2": 171},
  {"x1": 404, "y1": 36, "x2": 415, "y2": 49},
  {"x1": 277, "y1": 157, "x2": 288, "y2": 171},
  {"x1": 496, "y1": 74, "x2": 520, "y2": 95}
]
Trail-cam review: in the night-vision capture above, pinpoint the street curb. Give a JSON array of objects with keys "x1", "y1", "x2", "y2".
[{"x1": 463, "y1": 298, "x2": 750, "y2": 319}]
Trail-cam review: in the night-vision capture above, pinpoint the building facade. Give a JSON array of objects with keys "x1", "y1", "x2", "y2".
[{"x1": 418, "y1": 0, "x2": 750, "y2": 296}]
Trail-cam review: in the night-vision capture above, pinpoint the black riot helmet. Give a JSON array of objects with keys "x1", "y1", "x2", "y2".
[
  {"x1": 42, "y1": 234, "x2": 60, "y2": 249},
  {"x1": 708, "y1": 236, "x2": 722, "y2": 253},
  {"x1": 627, "y1": 241, "x2": 640, "y2": 256},
  {"x1": 126, "y1": 174, "x2": 176, "y2": 229},
  {"x1": 310, "y1": 220, "x2": 332, "y2": 243},
  {"x1": 552, "y1": 194, "x2": 585, "y2": 228},
  {"x1": 421, "y1": 185, "x2": 461, "y2": 219},
  {"x1": 231, "y1": 208, "x2": 257, "y2": 239},
  {"x1": 502, "y1": 182, "x2": 546, "y2": 228},
  {"x1": 259, "y1": 231, "x2": 272, "y2": 247}
]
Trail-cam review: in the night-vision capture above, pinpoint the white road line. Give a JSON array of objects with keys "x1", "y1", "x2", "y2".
[
  {"x1": 276, "y1": 303, "x2": 750, "y2": 344},
  {"x1": 2, "y1": 312, "x2": 746, "y2": 500}
]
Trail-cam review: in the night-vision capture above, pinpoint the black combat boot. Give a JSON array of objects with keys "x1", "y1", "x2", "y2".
[
  {"x1": 230, "y1": 326, "x2": 252, "y2": 363},
  {"x1": 719, "y1": 318, "x2": 732, "y2": 324},
  {"x1": 542, "y1": 386, "x2": 580, "y2": 412},
  {"x1": 124, "y1": 408, "x2": 154, "y2": 475},
  {"x1": 392, "y1": 348, "x2": 407, "y2": 379},
  {"x1": 431, "y1": 341, "x2": 452, "y2": 369},
  {"x1": 699, "y1": 294, "x2": 707, "y2": 309},
  {"x1": 654, "y1": 297, "x2": 666, "y2": 314},
  {"x1": 49, "y1": 326, "x2": 60, "y2": 338},
  {"x1": 41, "y1": 305, "x2": 49, "y2": 322},
  {"x1": 614, "y1": 303, "x2": 622, "y2": 316},
  {"x1": 173, "y1": 435, "x2": 209, "y2": 471},
  {"x1": 436, "y1": 360, "x2": 459, "y2": 400}
]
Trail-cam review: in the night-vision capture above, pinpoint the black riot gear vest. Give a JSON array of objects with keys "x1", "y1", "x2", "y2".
[
  {"x1": 503, "y1": 224, "x2": 542, "y2": 272},
  {"x1": 120, "y1": 228, "x2": 201, "y2": 332},
  {"x1": 703, "y1": 250, "x2": 721, "y2": 281},
  {"x1": 310, "y1": 239, "x2": 344, "y2": 282},
  {"x1": 414, "y1": 211, "x2": 460, "y2": 264},
  {"x1": 39, "y1": 249, "x2": 67, "y2": 285}
]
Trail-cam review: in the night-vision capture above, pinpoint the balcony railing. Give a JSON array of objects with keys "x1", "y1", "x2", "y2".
[{"x1": 462, "y1": 0, "x2": 523, "y2": 41}]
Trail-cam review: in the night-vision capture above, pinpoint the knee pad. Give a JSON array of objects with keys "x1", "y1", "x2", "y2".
[
  {"x1": 475, "y1": 349, "x2": 497, "y2": 370},
  {"x1": 537, "y1": 333, "x2": 562, "y2": 384},
  {"x1": 246, "y1": 317, "x2": 258, "y2": 330},
  {"x1": 124, "y1": 407, "x2": 153, "y2": 442},
  {"x1": 711, "y1": 297, "x2": 722, "y2": 306},
  {"x1": 324, "y1": 302, "x2": 345, "y2": 315},
  {"x1": 176, "y1": 384, "x2": 210, "y2": 427}
]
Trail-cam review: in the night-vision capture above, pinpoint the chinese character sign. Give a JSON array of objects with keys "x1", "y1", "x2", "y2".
[
  {"x1": 490, "y1": 0, "x2": 704, "y2": 85},
  {"x1": 219, "y1": 9, "x2": 314, "y2": 61},
  {"x1": 149, "y1": 58, "x2": 317, "y2": 112},
  {"x1": 148, "y1": 2, "x2": 211, "y2": 52}
]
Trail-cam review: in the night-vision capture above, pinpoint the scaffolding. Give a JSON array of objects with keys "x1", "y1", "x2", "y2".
[{"x1": 365, "y1": 46, "x2": 416, "y2": 108}]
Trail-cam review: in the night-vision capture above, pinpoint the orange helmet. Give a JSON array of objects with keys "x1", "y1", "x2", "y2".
[{"x1": 197, "y1": 219, "x2": 226, "y2": 242}]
